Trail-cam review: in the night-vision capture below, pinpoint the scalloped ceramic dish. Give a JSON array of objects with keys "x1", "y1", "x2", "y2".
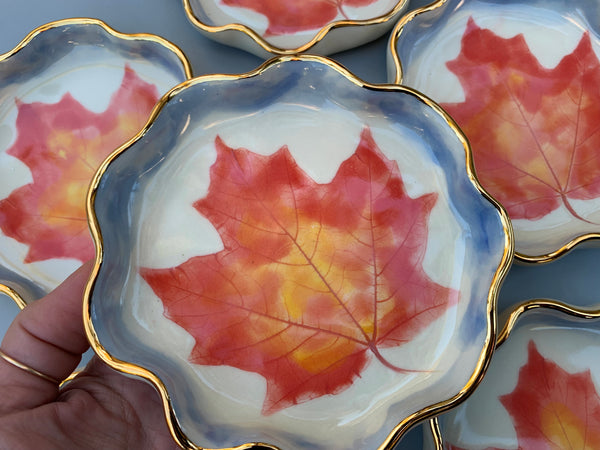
[
  {"x1": 183, "y1": 0, "x2": 409, "y2": 57},
  {"x1": 427, "y1": 300, "x2": 600, "y2": 449},
  {"x1": 85, "y1": 55, "x2": 512, "y2": 450},
  {"x1": 0, "y1": 18, "x2": 192, "y2": 304},
  {"x1": 388, "y1": 0, "x2": 600, "y2": 263}
]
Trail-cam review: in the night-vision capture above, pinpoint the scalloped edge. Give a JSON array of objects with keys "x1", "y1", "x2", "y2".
[
  {"x1": 387, "y1": 0, "x2": 600, "y2": 264},
  {"x1": 84, "y1": 54, "x2": 514, "y2": 450},
  {"x1": 427, "y1": 298, "x2": 600, "y2": 449},
  {"x1": 183, "y1": 0, "x2": 409, "y2": 57},
  {"x1": 0, "y1": 17, "x2": 193, "y2": 307}
]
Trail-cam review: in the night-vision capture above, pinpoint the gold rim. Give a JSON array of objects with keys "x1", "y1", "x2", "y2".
[
  {"x1": 0, "y1": 17, "x2": 193, "y2": 79},
  {"x1": 428, "y1": 418, "x2": 444, "y2": 450},
  {"x1": 0, "y1": 17, "x2": 193, "y2": 306},
  {"x1": 515, "y1": 234, "x2": 600, "y2": 264},
  {"x1": 85, "y1": 53, "x2": 514, "y2": 450},
  {"x1": 498, "y1": 298, "x2": 600, "y2": 346},
  {"x1": 387, "y1": 0, "x2": 447, "y2": 85},
  {"x1": 183, "y1": 0, "x2": 409, "y2": 56},
  {"x1": 388, "y1": 0, "x2": 600, "y2": 264},
  {"x1": 0, "y1": 284, "x2": 27, "y2": 310},
  {"x1": 0, "y1": 348, "x2": 60, "y2": 384}
]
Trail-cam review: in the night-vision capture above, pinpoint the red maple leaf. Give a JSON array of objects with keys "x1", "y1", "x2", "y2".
[
  {"x1": 445, "y1": 341, "x2": 600, "y2": 450},
  {"x1": 441, "y1": 18, "x2": 600, "y2": 222},
  {"x1": 500, "y1": 341, "x2": 600, "y2": 449},
  {"x1": 220, "y1": 0, "x2": 379, "y2": 36},
  {"x1": 141, "y1": 127, "x2": 459, "y2": 414},
  {"x1": 0, "y1": 65, "x2": 159, "y2": 263}
]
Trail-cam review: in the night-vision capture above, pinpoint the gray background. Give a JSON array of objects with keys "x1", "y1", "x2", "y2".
[{"x1": 0, "y1": 0, "x2": 599, "y2": 448}]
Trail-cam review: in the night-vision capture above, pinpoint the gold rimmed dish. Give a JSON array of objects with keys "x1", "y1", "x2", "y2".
[
  {"x1": 0, "y1": 18, "x2": 192, "y2": 305},
  {"x1": 85, "y1": 54, "x2": 512, "y2": 449},
  {"x1": 388, "y1": 0, "x2": 600, "y2": 263},
  {"x1": 183, "y1": 0, "x2": 409, "y2": 57},
  {"x1": 426, "y1": 299, "x2": 600, "y2": 449}
]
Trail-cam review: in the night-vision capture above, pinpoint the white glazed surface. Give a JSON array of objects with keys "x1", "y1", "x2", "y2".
[
  {"x1": 0, "y1": 25, "x2": 189, "y2": 298},
  {"x1": 390, "y1": 0, "x2": 600, "y2": 259},
  {"x1": 88, "y1": 58, "x2": 509, "y2": 449},
  {"x1": 187, "y1": 0, "x2": 405, "y2": 55},
  {"x1": 2, "y1": 3, "x2": 600, "y2": 450},
  {"x1": 435, "y1": 309, "x2": 600, "y2": 449},
  {"x1": 131, "y1": 107, "x2": 469, "y2": 447}
]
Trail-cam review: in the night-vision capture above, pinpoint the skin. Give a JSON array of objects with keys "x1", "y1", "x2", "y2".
[{"x1": 0, "y1": 262, "x2": 179, "y2": 449}]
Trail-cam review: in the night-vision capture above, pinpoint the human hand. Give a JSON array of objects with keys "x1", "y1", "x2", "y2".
[{"x1": 0, "y1": 263, "x2": 179, "y2": 450}]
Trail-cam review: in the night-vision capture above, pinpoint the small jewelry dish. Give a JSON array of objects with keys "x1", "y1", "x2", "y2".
[
  {"x1": 183, "y1": 0, "x2": 409, "y2": 57},
  {"x1": 388, "y1": 0, "x2": 600, "y2": 263},
  {"x1": 85, "y1": 54, "x2": 513, "y2": 449},
  {"x1": 0, "y1": 18, "x2": 192, "y2": 304},
  {"x1": 426, "y1": 300, "x2": 600, "y2": 449}
]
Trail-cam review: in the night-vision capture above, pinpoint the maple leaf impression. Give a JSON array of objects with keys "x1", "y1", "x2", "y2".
[
  {"x1": 220, "y1": 0, "x2": 378, "y2": 36},
  {"x1": 141, "y1": 127, "x2": 459, "y2": 414},
  {"x1": 441, "y1": 18, "x2": 600, "y2": 222},
  {"x1": 445, "y1": 341, "x2": 600, "y2": 450},
  {"x1": 500, "y1": 341, "x2": 600, "y2": 449},
  {"x1": 0, "y1": 65, "x2": 159, "y2": 263}
]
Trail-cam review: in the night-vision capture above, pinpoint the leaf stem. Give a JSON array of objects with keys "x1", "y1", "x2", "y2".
[
  {"x1": 337, "y1": 0, "x2": 350, "y2": 20},
  {"x1": 561, "y1": 192, "x2": 598, "y2": 225},
  {"x1": 368, "y1": 341, "x2": 427, "y2": 374}
]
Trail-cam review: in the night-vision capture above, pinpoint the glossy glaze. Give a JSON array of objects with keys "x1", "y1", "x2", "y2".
[
  {"x1": 85, "y1": 55, "x2": 512, "y2": 450},
  {"x1": 388, "y1": 0, "x2": 600, "y2": 262},
  {"x1": 0, "y1": 19, "x2": 191, "y2": 303},
  {"x1": 184, "y1": 0, "x2": 409, "y2": 56},
  {"x1": 430, "y1": 302, "x2": 600, "y2": 450}
]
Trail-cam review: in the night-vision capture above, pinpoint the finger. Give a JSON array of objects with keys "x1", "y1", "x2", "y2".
[
  {"x1": 56, "y1": 358, "x2": 182, "y2": 449},
  {"x1": 0, "y1": 358, "x2": 181, "y2": 450},
  {"x1": 0, "y1": 261, "x2": 92, "y2": 414}
]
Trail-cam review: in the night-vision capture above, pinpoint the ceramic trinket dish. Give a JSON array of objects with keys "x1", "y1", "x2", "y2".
[
  {"x1": 85, "y1": 54, "x2": 513, "y2": 449},
  {"x1": 426, "y1": 300, "x2": 600, "y2": 449},
  {"x1": 0, "y1": 18, "x2": 192, "y2": 304},
  {"x1": 388, "y1": 0, "x2": 600, "y2": 262},
  {"x1": 183, "y1": 0, "x2": 409, "y2": 57}
]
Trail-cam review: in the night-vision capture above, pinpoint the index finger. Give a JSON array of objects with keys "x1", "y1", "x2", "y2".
[{"x1": 0, "y1": 262, "x2": 92, "y2": 415}]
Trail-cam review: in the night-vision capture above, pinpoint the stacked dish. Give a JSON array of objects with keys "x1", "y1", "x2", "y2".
[
  {"x1": 388, "y1": 0, "x2": 600, "y2": 447},
  {"x1": 85, "y1": 54, "x2": 512, "y2": 449},
  {"x1": 426, "y1": 300, "x2": 600, "y2": 449},
  {"x1": 388, "y1": 0, "x2": 600, "y2": 262},
  {"x1": 0, "y1": 18, "x2": 192, "y2": 305},
  {"x1": 2, "y1": 0, "x2": 598, "y2": 448},
  {"x1": 183, "y1": 0, "x2": 410, "y2": 57}
]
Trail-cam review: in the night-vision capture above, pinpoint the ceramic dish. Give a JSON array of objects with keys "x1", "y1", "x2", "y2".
[
  {"x1": 388, "y1": 0, "x2": 600, "y2": 263},
  {"x1": 183, "y1": 0, "x2": 409, "y2": 57},
  {"x1": 85, "y1": 54, "x2": 512, "y2": 450},
  {"x1": 426, "y1": 300, "x2": 600, "y2": 449},
  {"x1": 0, "y1": 18, "x2": 192, "y2": 305}
]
